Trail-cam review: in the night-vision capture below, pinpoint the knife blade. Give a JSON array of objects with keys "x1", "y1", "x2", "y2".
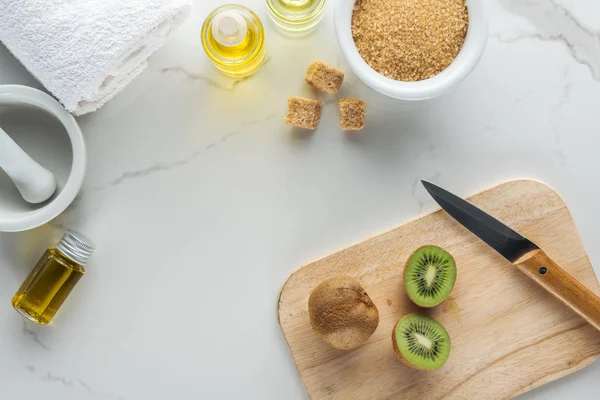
[
  {"x1": 422, "y1": 181, "x2": 600, "y2": 332},
  {"x1": 421, "y1": 181, "x2": 539, "y2": 262}
]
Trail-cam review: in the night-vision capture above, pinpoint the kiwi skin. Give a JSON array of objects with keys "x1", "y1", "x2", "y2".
[
  {"x1": 309, "y1": 276, "x2": 379, "y2": 350},
  {"x1": 403, "y1": 245, "x2": 456, "y2": 308}
]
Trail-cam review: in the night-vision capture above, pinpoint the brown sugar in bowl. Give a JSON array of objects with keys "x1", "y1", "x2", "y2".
[{"x1": 333, "y1": 0, "x2": 489, "y2": 102}]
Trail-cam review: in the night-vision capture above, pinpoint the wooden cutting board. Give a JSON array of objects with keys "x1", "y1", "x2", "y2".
[{"x1": 278, "y1": 180, "x2": 600, "y2": 400}]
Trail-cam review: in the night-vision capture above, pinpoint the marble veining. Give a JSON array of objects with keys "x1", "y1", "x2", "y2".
[
  {"x1": 93, "y1": 130, "x2": 238, "y2": 190},
  {"x1": 494, "y1": 0, "x2": 600, "y2": 80},
  {"x1": 159, "y1": 66, "x2": 249, "y2": 91},
  {"x1": 22, "y1": 321, "x2": 50, "y2": 351},
  {"x1": 159, "y1": 56, "x2": 272, "y2": 91},
  {"x1": 35, "y1": 368, "x2": 127, "y2": 400},
  {"x1": 412, "y1": 172, "x2": 442, "y2": 213}
]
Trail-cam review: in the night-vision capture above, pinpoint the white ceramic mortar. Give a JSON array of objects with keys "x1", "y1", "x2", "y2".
[{"x1": 0, "y1": 85, "x2": 86, "y2": 232}]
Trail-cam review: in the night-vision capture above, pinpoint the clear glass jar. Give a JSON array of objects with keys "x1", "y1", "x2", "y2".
[
  {"x1": 201, "y1": 5, "x2": 267, "y2": 78},
  {"x1": 12, "y1": 230, "x2": 95, "y2": 325},
  {"x1": 266, "y1": 0, "x2": 327, "y2": 37}
]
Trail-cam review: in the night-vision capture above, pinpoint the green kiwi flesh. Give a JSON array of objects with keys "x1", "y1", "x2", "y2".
[
  {"x1": 404, "y1": 245, "x2": 456, "y2": 307},
  {"x1": 392, "y1": 313, "x2": 451, "y2": 370}
]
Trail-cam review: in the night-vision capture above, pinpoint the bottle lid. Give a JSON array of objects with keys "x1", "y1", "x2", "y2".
[
  {"x1": 212, "y1": 10, "x2": 248, "y2": 47},
  {"x1": 56, "y1": 230, "x2": 96, "y2": 266}
]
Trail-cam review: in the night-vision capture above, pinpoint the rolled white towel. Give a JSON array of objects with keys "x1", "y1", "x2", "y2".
[{"x1": 0, "y1": 0, "x2": 191, "y2": 115}]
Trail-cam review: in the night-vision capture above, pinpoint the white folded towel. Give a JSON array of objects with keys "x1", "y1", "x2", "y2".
[{"x1": 0, "y1": 0, "x2": 191, "y2": 115}]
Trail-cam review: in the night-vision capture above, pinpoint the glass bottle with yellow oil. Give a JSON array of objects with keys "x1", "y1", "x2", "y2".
[
  {"x1": 12, "y1": 230, "x2": 95, "y2": 325},
  {"x1": 266, "y1": 0, "x2": 327, "y2": 37},
  {"x1": 201, "y1": 5, "x2": 267, "y2": 78}
]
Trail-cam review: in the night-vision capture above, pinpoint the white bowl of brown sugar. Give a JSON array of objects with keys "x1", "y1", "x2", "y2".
[{"x1": 334, "y1": 0, "x2": 488, "y2": 102}]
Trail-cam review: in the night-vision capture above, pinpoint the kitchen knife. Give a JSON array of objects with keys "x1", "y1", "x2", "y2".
[{"x1": 422, "y1": 181, "x2": 600, "y2": 332}]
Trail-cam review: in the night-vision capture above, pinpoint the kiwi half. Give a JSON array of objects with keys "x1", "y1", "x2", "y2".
[
  {"x1": 392, "y1": 313, "x2": 451, "y2": 370},
  {"x1": 308, "y1": 276, "x2": 379, "y2": 350},
  {"x1": 403, "y1": 245, "x2": 456, "y2": 308}
]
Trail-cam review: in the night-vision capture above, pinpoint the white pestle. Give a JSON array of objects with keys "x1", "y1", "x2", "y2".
[{"x1": 0, "y1": 126, "x2": 57, "y2": 204}]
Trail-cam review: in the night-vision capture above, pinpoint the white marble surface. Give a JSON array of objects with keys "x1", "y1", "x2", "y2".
[{"x1": 1, "y1": 0, "x2": 600, "y2": 398}]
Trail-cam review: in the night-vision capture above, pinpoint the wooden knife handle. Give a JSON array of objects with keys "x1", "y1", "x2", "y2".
[{"x1": 515, "y1": 249, "x2": 600, "y2": 332}]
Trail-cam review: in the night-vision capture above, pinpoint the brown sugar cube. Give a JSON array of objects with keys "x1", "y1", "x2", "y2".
[
  {"x1": 305, "y1": 61, "x2": 344, "y2": 94},
  {"x1": 285, "y1": 96, "x2": 321, "y2": 129},
  {"x1": 339, "y1": 98, "x2": 366, "y2": 130}
]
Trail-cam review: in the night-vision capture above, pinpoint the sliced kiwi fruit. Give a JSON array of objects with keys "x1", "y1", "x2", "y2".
[
  {"x1": 403, "y1": 245, "x2": 456, "y2": 308},
  {"x1": 392, "y1": 313, "x2": 451, "y2": 370},
  {"x1": 308, "y1": 276, "x2": 379, "y2": 350}
]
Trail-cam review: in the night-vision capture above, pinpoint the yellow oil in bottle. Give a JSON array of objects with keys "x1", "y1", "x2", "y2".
[
  {"x1": 12, "y1": 230, "x2": 95, "y2": 325},
  {"x1": 279, "y1": 0, "x2": 316, "y2": 10},
  {"x1": 266, "y1": 0, "x2": 326, "y2": 37},
  {"x1": 201, "y1": 5, "x2": 267, "y2": 78}
]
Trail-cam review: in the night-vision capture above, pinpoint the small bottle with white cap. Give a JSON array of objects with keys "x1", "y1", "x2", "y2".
[{"x1": 201, "y1": 5, "x2": 267, "y2": 78}]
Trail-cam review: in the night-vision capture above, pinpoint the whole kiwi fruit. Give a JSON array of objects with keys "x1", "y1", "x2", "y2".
[
  {"x1": 403, "y1": 245, "x2": 457, "y2": 308},
  {"x1": 392, "y1": 313, "x2": 451, "y2": 370},
  {"x1": 308, "y1": 276, "x2": 379, "y2": 350}
]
